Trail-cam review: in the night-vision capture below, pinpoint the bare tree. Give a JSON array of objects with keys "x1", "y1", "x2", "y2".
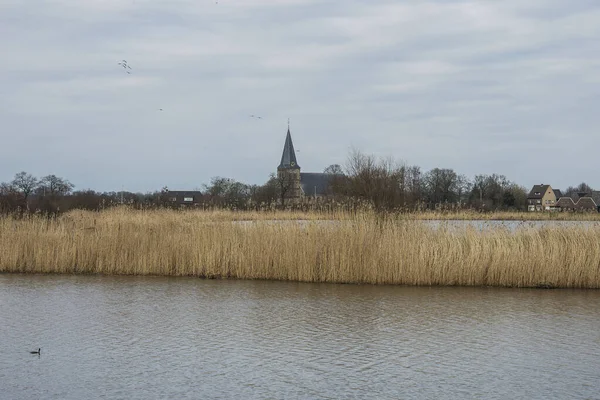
[
  {"x1": 277, "y1": 172, "x2": 295, "y2": 207},
  {"x1": 423, "y1": 168, "x2": 461, "y2": 206},
  {"x1": 405, "y1": 165, "x2": 422, "y2": 209},
  {"x1": 38, "y1": 175, "x2": 74, "y2": 197},
  {"x1": 0, "y1": 182, "x2": 20, "y2": 212},
  {"x1": 11, "y1": 171, "x2": 38, "y2": 209},
  {"x1": 323, "y1": 164, "x2": 347, "y2": 196},
  {"x1": 564, "y1": 182, "x2": 594, "y2": 199},
  {"x1": 251, "y1": 175, "x2": 279, "y2": 208},
  {"x1": 323, "y1": 164, "x2": 344, "y2": 175},
  {"x1": 342, "y1": 149, "x2": 412, "y2": 210},
  {"x1": 455, "y1": 174, "x2": 471, "y2": 207},
  {"x1": 470, "y1": 174, "x2": 510, "y2": 209},
  {"x1": 203, "y1": 176, "x2": 250, "y2": 208}
]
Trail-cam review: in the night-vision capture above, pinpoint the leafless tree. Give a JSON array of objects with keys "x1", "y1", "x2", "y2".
[
  {"x1": 323, "y1": 164, "x2": 344, "y2": 175},
  {"x1": 470, "y1": 174, "x2": 510, "y2": 209},
  {"x1": 38, "y1": 175, "x2": 74, "y2": 197},
  {"x1": 250, "y1": 175, "x2": 279, "y2": 208},
  {"x1": 564, "y1": 182, "x2": 594, "y2": 199},
  {"x1": 342, "y1": 149, "x2": 411, "y2": 210},
  {"x1": 0, "y1": 182, "x2": 21, "y2": 213},
  {"x1": 11, "y1": 171, "x2": 38, "y2": 210},
  {"x1": 203, "y1": 176, "x2": 250, "y2": 209},
  {"x1": 405, "y1": 165, "x2": 422, "y2": 209},
  {"x1": 276, "y1": 172, "x2": 296, "y2": 207},
  {"x1": 455, "y1": 174, "x2": 471, "y2": 206},
  {"x1": 423, "y1": 168, "x2": 461, "y2": 206}
]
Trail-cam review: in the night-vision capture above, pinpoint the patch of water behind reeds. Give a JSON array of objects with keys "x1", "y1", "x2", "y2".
[{"x1": 1, "y1": 208, "x2": 599, "y2": 288}]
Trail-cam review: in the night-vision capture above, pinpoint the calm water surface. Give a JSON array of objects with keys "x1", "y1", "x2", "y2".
[
  {"x1": 234, "y1": 219, "x2": 600, "y2": 232},
  {"x1": 1, "y1": 274, "x2": 599, "y2": 399}
]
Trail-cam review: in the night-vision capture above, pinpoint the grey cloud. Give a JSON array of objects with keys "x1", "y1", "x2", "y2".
[{"x1": 1, "y1": 0, "x2": 599, "y2": 192}]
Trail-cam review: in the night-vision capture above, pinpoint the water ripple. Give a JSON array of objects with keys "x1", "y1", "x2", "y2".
[{"x1": 1, "y1": 275, "x2": 599, "y2": 399}]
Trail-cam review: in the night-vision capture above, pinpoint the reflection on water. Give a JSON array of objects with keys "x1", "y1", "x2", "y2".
[
  {"x1": 233, "y1": 219, "x2": 600, "y2": 232},
  {"x1": 1, "y1": 275, "x2": 599, "y2": 399},
  {"x1": 422, "y1": 219, "x2": 600, "y2": 231}
]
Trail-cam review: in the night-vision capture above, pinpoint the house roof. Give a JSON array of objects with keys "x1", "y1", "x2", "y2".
[
  {"x1": 300, "y1": 173, "x2": 330, "y2": 196},
  {"x1": 555, "y1": 197, "x2": 576, "y2": 208},
  {"x1": 553, "y1": 189, "x2": 562, "y2": 199},
  {"x1": 165, "y1": 191, "x2": 203, "y2": 197},
  {"x1": 527, "y1": 184, "x2": 551, "y2": 199},
  {"x1": 592, "y1": 191, "x2": 600, "y2": 205},
  {"x1": 575, "y1": 197, "x2": 598, "y2": 210},
  {"x1": 278, "y1": 128, "x2": 300, "y2": 170}
]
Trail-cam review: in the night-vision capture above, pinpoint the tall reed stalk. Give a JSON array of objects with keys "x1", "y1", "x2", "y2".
[{"x1": 1, "y1": 208, "x2": 598, "y2": 288}]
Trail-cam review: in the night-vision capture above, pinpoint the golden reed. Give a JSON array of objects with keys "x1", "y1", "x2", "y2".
[{"x1": 1, "y1": 208, "x2": 599, "y2": 288}]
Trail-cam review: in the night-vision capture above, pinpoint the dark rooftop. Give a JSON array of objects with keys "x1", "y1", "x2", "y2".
[
  {"x1": 527, "y1": 184, "x2": 551, "y2": 199},
  {"x1": 300, "y1": 173, "x2": 331, "y2": 196},
  {"x1": 553, "y1": 189, "x2": 562, "y2": 199},
  {"x1": 278, "y1": 128, "x2": 300, "y2": 170}
]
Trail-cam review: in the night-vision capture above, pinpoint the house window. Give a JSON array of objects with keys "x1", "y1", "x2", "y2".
[
  {"x1": 183, "y1": 197, "x2": 193, "y2": 202},
  {"x1": 537, "y1": 200, "x2": 541, "y2": 204},
  {"x1": 534, "y1": 192, "x2": 541, "y2": 195},
  {"x1": 170, "y1": 197, "x2": 177, "y2": 202}
]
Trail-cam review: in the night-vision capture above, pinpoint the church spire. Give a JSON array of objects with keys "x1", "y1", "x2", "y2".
[{"x1": 278, "y1": 125, "x2": 300, "y2": 170}]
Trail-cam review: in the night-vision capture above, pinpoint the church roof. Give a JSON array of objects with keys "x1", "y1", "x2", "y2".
[
  {"x1": 278, "y1": 128, "x2": 300, "y2": 170},
  {"x1": 300, "y1": 173, "x2": 331, "y2": 196}
]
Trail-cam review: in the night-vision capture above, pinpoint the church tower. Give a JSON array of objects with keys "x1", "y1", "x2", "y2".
[{"x1": 277, "y1": 125, "x2": 302, "y2": 204}]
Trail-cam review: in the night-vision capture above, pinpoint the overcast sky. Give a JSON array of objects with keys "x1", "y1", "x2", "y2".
[{"x1": 1, "y1": 0, "x2": 599, "y2": 192}]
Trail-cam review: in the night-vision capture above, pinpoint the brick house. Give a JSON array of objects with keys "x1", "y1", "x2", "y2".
[{"x1": 527, "y1": 184, "x2": 557, "y2": 211}]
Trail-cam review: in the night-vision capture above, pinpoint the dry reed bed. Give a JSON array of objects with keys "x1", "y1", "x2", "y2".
[
  {"x1": 66, "y1": 207, "x2": 600, "y2": 222},
  {"x1": 1, "y1": 209, "x2": 599, "y2": 288}
]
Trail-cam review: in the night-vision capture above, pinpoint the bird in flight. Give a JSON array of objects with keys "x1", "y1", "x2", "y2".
[
  {"x1": 117, "y1": 60, "x2": 132, "y2": 74},
  {"x1": 158, "y1": 108, "x2": 163, "y2": 111},
  {"x1": 250, "y1": 115, "x2": 263, "y2": 119}
]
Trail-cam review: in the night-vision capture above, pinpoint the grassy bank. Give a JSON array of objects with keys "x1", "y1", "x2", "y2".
[{"x1": 1, "y1": 208, "x2": 599, "y2": 288}]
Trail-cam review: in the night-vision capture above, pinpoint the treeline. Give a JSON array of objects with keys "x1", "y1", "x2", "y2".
[
  {"x1": 0, "y1": 172, "x2": 153, "y2": 214},
  {"x1": 0, "y1": 150, "x2": 594, "y2": 214},
  {"x1": 0, "y1": 172, "x2": 285, "y2": 214},
  {"x1": 324, "y1": 149, "x2": 529, "y2": 211}
]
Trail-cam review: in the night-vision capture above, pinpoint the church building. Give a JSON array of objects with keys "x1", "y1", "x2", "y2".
[{"x1": 277, "y1": 126, "x2": 331, "y2": 203}]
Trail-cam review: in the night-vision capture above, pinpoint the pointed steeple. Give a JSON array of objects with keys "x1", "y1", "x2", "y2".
[{"x1": 278, "y1": 127, "x2": 300, "y2": 169}]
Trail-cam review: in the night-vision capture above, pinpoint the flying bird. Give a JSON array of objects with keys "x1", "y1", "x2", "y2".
[
  {"x1": 250, "y1": 115, "x2": 263, "y2": 119},
  {"x1": 30, "y1": 348, "x2": 41, "y2": 355},
  {"x1": 117, "y1": 60, "x2": 132, "y2": 74}
]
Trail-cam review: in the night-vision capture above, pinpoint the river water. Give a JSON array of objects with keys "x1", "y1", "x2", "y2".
[
  {"x1": 233, "y1": 219, "x2": 600, "y2": 232},
  {"x1": 1, "y1": 274, "x2": 599, "y2": 399}
]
